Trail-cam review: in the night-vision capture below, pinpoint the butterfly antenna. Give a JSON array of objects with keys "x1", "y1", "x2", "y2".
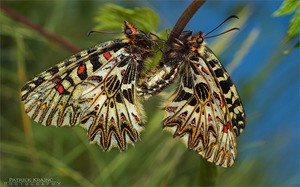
[
  {"x1": 150, "y1": 32, "x2": 163, "y2": 40},
  {"x1": 205, "y1": 27, "x2": 240, "y2": 39},
  {"x1": 87, "y1": 30, "x2": 120, "y2": 36},
  {"x1": 206, "y1": 15, "x2": 239, "y2": 36}
]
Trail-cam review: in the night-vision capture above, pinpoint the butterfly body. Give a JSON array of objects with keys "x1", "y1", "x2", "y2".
[{"x1": 137, "y1": 31, "x2": 193, "y2": 98}]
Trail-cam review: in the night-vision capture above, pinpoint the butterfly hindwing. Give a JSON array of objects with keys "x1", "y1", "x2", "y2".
[
  {"x1": 164, "y1": 56, "x2": 237, "y2": 167},
  {"x1": 163, "y1": 32, "x2": 245, "y2": 167},
  {"x1": 79, "y1": 50, "x2": 144, "y2": 150}
]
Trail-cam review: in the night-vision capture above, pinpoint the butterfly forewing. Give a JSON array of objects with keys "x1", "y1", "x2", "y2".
[
  {"x1": 21, "y1": 40, "x2": 126, "y2": 127},
  {"x1": 202, "y1": 47, "x2": 245, "y2": 135}
]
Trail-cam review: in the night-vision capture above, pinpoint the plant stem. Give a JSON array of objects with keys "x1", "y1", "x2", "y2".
[
  {"x1": 165, "y1": 0, "x2": 206, "y2": 51},
  {"x1": 0, "y1": 3, "x2": 81, "y2": 53}
]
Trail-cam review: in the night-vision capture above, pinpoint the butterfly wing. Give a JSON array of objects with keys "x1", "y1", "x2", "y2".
[
  {"x1": 163, "y1": 46, "x2": 245, "y2": 167},
  {"x1": 79, "y1": 49, "x2": 144, "y2": 151},
  {"x1": 203, "y1": 47, "x2": 245, "y2": 135},
  {"x1": 21, "y1": 39, "x2": 127, "y2": 127},
  {"x1": 21, "y1": 21, "x2": 155, "y2": 151}
]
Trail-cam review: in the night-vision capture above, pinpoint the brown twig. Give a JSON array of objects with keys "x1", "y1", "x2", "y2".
[
  {"x1": 165, "y1": 0, "x2": 206, "y2": 50},
  {"x1": 0, "y1": 3, "x2": 81, "y2": 53}
]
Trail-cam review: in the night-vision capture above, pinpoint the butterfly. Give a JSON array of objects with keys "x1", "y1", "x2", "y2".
[
  {"x1": 21, "y1": 21, "x2": 156, "y2": 151},
  {"x1": 137, "y1": 31, "x2": 193, "y2": 98},
  {"x1": 138, "y1": 30, "x2": 245, "y2": 167}
]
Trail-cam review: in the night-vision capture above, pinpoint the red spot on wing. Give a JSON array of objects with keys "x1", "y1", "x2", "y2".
[
  {"x1": 201, "y1": 122, "x2": 204, "y2": 130},
  {"x1": 208, "y1": 114, "x2": 212, "y2": 121},
  {"x1": 121, "y1": 69, "x2": 125, "y2": 75},
  {"x1": 221, "y1": 95, "x2": 225, "y2": 107},
  {"x1": 99, "y1": 115, "x2": 104, "y2": 121},
  {"x1": 213, "y1": 92, "x2": 219, "y2": 99},
  {"x1": 201, "y1": 67, "x2": 209, "y2": 75},
  {"x1": 120, "y1": 113, "x2": 126, "y2": 120},
  {"x1": 78, "y1": 64, "x2": 86, "y2": 75},
  {"x1": 55, "y1": 84, "x2": 67, "y2": 94},
  {"x1": 53, "y1": 77, "x2": 69, "y2": 95},
  {"x1": 52, "y1": 77, "x2": 61, "y2": 83},
  {"x1": 131, "y1": 113, "x2": 140, "y2": 122},
  {"x1": 47, "y1": 66, "x2": 59, "y2": 75},
  {"x1": 103, "y1": 52, "x2": 112, "y2": 60},
  {"x1": 166, "y1": 106, "x2": 178, "y2": 113},
  {"x1": 180, "y1": 111, "x2": 187, "y2": 118},
  {"x1": 223, "y1": 122, "x2": 232, "y2": 133}
]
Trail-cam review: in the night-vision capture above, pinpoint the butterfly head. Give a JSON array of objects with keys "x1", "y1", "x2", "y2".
[
  {"x1": 172, "y1": 31, "x2": 205, "y2": 53},
  {"x1": 123, "y1": 21, "x2": 138, "y2": 36},
  {"x1": 188, "y1": 32, "x2": 205, "y2": 51},
  {"x1": 123, "y1": 21, "x2": 155, "y2": 56}
]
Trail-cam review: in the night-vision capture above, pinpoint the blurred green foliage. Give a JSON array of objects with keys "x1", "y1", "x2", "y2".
[
  {"x1": 0, "y1": 1, "x2": 298, "y2": 187},
  {"x1": 274, "y1": 0, "x2": 300, "y2": 53},
  {"x1": 94, "y1": 4, "x2": 160, "y2": 33}
]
